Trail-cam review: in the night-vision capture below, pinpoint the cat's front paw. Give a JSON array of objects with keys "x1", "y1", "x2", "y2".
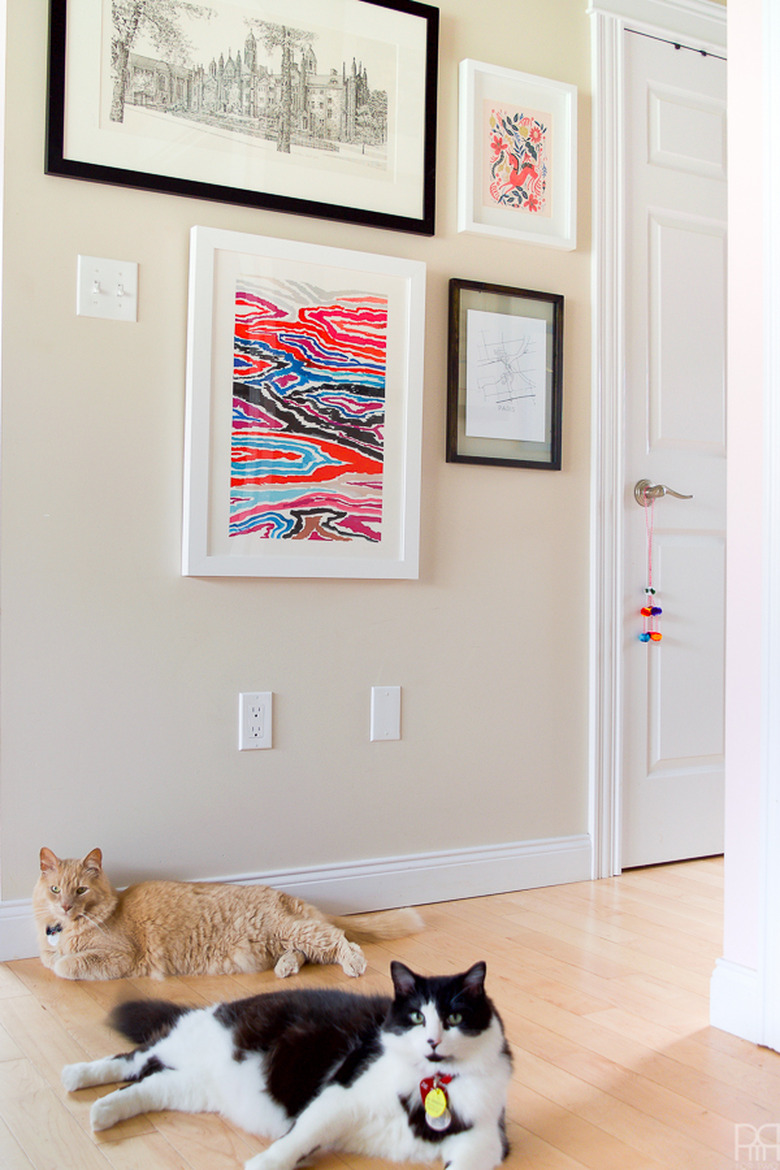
[
  {"x1": 53, "y1": 955, "x2": 83, "y2": 980},
  {"x1": 90, "y1": 1092, "x2": 123, "y2": 1132},
  {"x1": 62, "y1": 1062, "x2": 92, "y2": 1092},
  {"x1": 274, "y1": 950, "x2": 303, "y2": 978},
  {"x1": 245, "y1": 1149, "x2": 294, "y2": 1170},
  {"x1": 340, "y1": 941, "x2": 367, "y2": 977}
]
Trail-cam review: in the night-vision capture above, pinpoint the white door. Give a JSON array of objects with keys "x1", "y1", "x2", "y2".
[{"x1": 621, "y1": 30, "x2": 727, "y2": 868}]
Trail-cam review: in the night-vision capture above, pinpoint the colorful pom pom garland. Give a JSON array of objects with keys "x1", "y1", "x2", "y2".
[{"x1": 640, "y1": 490, "x2": 663, "y2": 643}]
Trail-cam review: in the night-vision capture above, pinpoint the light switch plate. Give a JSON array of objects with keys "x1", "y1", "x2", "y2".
[
  {"x1": 370, "y1": 686, "x2": 401, "y2": 741},
  {"x1": 77, "y1": 255, "x2": 138, "y2": 321}
]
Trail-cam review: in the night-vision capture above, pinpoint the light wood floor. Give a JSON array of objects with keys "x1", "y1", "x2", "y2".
[{"x1": 1, "y1": 857, "x2": 777, "y2": 1169}]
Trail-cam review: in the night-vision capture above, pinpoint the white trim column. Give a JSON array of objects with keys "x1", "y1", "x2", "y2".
[
  {"x1": 588, "y1": 7, "x2": 625, "y2": 879},
  {"x1": 710, "y1": 0, "x2": 780, "y2": 1053},
  {"x1": 0, "y1": 0, "x2": 5, "y2": 905},
  {"x1": 760, "y1": 0, "x2": 780, "y2": 1055},
  {"x1": 588, "y1": 7, "x2": 626, "y2": 879}
]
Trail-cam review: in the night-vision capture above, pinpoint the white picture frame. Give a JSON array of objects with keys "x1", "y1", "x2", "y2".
[
  {"x1": 457, "y1": 59, "x2": 577, "y2": 251},
  {"x1": 182, "y1": 227, "x2": 425, "y2": 579}
]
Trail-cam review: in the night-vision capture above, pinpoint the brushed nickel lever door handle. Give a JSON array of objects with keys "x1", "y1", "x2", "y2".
[{"x1": 633, "y1": 479, "x2": 694, "y2": 506}]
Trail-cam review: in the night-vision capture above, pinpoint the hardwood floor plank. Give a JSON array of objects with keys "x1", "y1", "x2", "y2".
[
  {"x1": 0, "y1": 994, "x2": 92, "y2": 1091},
  {"x1": 0, "y1": 1116, "x2": 36, "y2": 1170},
  {"x1": 0, "y1": 963, "x2": 30, "y2": 1001},
  {"x1": 585, "y1": 1008, "x2": 780, "y2": 1112},
  {"x1": 497, "y1": 1125, "x2": 592, "y2": 1169},
  {"x1": 510, "y1": 1028, "x2": 747, "y2": 1157},
  {"x1": 143, "y1": 1111, "x2": 260, "y2": 1170},
  {"x1": 494, "y1": 905, "x2": 716, "y2": 980},
  {"x1": 577, "y1": 1081, "x2": 736, "y2": 1169},
  {"x1": 515, "y1": 886, "x2": 722, "y2": 953},
  {"x1": 98, "y1": 1131, "x2": 195, "y2": 1170},
  {"x1": 506, "y1": 1080, "x2": 670, "y2": 1170},
  {"x1": 6, "y1": 958, "x2": 120, "y2": 1031},
  {"x1": 0, "y1": 1058, "x2": 113, "y2": 1170},
  {"x1": 0, "y1": 1018, "x2": 24, "y2": 1063}
]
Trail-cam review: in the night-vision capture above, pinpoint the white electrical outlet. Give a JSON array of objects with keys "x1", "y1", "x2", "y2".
[{"x1": 239, "y1": 692, "x2": 273, "y2": 750}]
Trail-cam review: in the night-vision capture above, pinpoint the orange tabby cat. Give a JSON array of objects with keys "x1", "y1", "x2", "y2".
[{"x1": 34, "y1": 847, "x2": 422, "y2": 982}]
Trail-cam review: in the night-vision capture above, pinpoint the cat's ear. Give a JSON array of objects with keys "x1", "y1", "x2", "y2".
[
  {"x1": 390, "y1": 961, "x2": 418, "y2": 998},
  {"x1": 462, "y1": 961, "x2": 487, "y2": 997},
  {"x1": 39, "y1": 847, "x2": 60, "y2": 873},
  {"x1": 82, "y1": 847, "x2": 103, "y2": 873}
]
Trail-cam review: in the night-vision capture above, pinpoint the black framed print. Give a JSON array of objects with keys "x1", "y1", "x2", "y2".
[
  {"x1": 46, "y1": 0, "x2": 439, "y2": 235},
  {"x1": 447, "y1": 278, "x2": 563, "y2": 469}
]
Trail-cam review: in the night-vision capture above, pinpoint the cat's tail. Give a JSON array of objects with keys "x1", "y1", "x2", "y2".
[
  {"x1": 109, "y1": 999, "x2": 190, "y2": 1046},
  {"x1": 328, "y1": 907, "x2": 424, "y2": 943}
]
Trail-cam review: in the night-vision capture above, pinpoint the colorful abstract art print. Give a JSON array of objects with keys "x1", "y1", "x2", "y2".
[
  {"x1": 231, "y1": 277, "x2": 388, "y2": 544},
  {"x1": 182, "y1": 226, "x2": 425, "y2": 578},
  {"x1": 484, "y1": 102, "x2": 552, "y2": 218}
]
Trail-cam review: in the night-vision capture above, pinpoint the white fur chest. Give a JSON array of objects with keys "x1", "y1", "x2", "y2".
[
  {"x1": 331, "y1": 1030, "x2": 512, "y2": 1164},
  {"x1": 328, "y1": 1055, "x2": 441, "y2": 1163}
]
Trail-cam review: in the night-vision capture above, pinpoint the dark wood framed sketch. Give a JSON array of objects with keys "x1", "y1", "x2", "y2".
[
  {"x1": 45, "y1": 0, "x2": 440, "y2": 235},
  {"x1": 447, "y1": 278, "x2": 563, "y2": 469}
]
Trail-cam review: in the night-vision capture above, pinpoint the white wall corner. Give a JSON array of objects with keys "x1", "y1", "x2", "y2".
[
  {"x1": 0, "y1": 835, "x2": 592, "y2": 964},
  {"x1": 710, "y1": 958, "x2": 763, "y2": 1045}
]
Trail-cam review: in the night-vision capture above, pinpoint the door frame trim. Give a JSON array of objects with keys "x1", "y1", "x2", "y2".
[
  {"x1": 586, "y1": 0, "x2": 726, "y2": 879},
  {"x1": 761, "y1": 0, "x2": 780, "y2": 1053}
]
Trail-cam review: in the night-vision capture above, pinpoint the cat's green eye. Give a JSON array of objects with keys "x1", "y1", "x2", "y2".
[
  {"x1": 50, "y1": 885, "x2": 60, "y2": 894},
  {"x1": 447, "y1": 1012, "x2": 463, "y2": 1026},
  {"x1": 76, "y1": 887, "x2": 87, "y2": 896},
  {"x1": 410, "y1": 1010, "x2": 424, "y2": 1025}
]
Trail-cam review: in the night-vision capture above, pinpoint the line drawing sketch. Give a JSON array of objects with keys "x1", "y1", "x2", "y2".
[
  {"x1": 465, "y1": 309, "x2": 547, "y2": 443},
  {"x1": 108, "y1": 0, "x2": 389, "y2": 167}
]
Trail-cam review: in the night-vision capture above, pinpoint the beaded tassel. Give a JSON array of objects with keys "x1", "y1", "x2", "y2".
[{"x1": 639, "y1": 487, "x2": 663, "y2": 642}]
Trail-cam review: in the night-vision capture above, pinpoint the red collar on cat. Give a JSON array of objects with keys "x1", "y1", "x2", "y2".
[{"x1": 420, "y1": 1073, "x2": 453, "y2": 1130}]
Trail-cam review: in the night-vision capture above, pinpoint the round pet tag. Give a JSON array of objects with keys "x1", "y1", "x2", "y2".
[{"x1": 425, "y1": 1107, "x2": 452, "y2": 1131}]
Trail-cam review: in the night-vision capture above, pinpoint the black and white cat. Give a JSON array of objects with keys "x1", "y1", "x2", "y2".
[{"x1": 62, "y1": 960, "x2": 513, "y2": 1170}]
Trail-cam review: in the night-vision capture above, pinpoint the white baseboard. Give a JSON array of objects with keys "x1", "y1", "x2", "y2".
[
  {"x1": 0, "y1": 834, "x2": 592, "y2": 963},
  {"x1": 0, "y1": 900, "x2": 38, "y2": 964},
  {"x1": 710, "y1": 957, "x2": 762, "y2": 1044}
]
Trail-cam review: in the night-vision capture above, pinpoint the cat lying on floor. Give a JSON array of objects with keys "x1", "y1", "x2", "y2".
[
  {"x1": 34, "y1": 847, "x2": 422, "y2": 981},
  {"x1": 62, "y1": 960, "x2": 513, "y2": 1170}
]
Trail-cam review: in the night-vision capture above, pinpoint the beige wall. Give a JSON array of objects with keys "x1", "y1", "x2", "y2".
[{"x1": 0, "y1": 0, "x2": 592, "y2": 900}]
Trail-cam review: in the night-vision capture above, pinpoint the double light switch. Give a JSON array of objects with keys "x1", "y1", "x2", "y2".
[{"x1": 77, "y1": 255, "x2": 138, "y2": 321}]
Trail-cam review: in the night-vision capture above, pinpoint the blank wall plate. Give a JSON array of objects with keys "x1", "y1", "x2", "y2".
[
  {"x1": 370, "y1": 685, "x2": 401, "y2": 741},
  {"x1": 239, "y1": 692, "x2": 273, "y2": 750},
  {"x1": 77, "y1": 255, "x2": 138, "y2": 321}
]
